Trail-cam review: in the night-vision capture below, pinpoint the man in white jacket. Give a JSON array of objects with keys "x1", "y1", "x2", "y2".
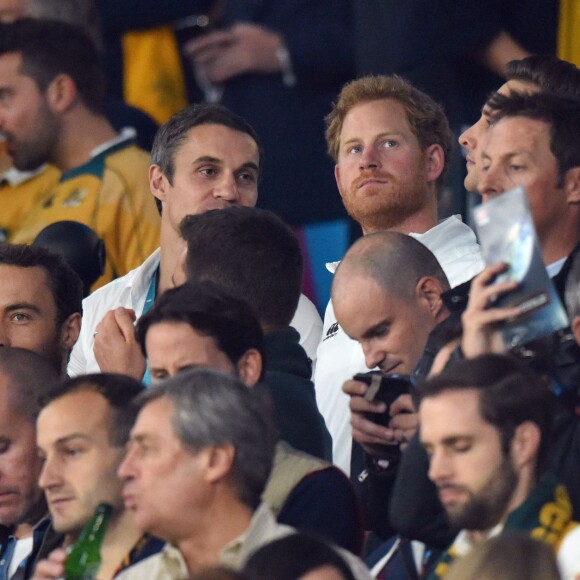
[
  {"x1": 68, "y1": 103, "x2": 322, "y2": 380},
  {"x1": 315, "y1": 75, "x2": 484, "y2": 473}
]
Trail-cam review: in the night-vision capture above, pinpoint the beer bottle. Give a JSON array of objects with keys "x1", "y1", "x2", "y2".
[{"x1": 64, "y1": 502, "x2": 112, "y2": 580}]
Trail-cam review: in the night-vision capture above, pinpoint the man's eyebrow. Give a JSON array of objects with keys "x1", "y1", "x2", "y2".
[
  {"x1": 131, "y1": 433, "x2": 154, "y2": 444},
  {"x1": 236, "y1": 161, "x2": 259, "y2": 173},
  {"x1": 361, "y1": 319, "x2": 390, "y2": 341},
  {"x1": 4, "y1": 303, "x2": 41, "y2": 314},
  {"x1": 441, "y1": 435, "x2": 472, "y2": 446},
  {"x1": 341, "y1": 132, "x2": 406, "y2": 147},
  {"x1": 192, "y1": 155, "x2": 221, "y2": 165},
  {"x1": 54, "y1": 434, "x2": 92, "y2": 446}
]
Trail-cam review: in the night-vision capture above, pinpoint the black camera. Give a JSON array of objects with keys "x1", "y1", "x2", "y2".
[{"x1": 354, "y1": 371, "x2": 414, "y2": 427}]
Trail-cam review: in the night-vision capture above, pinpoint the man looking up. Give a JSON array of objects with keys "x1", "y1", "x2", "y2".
[
  {"x1": 0, "y1": 18, "x2": 160, "y2": 288},
  {"x1": 69, "y1": 104, "x2": 322, "y2": 378},
  {"x1": 317, "y1": 75, "x2": 483, "y2": 472},
  {"x1": 459, "y1": 55, "x2": 580, "y2": 195},
  {"x1": 0, "y1": 243, "x2": 82, "y2": 376},
  {"x1": 0, "y1": 348, "x2": 60, "y2": 579},
  {"x1": 33, "y1": 373, "x2": 163, "y2": 580},
  {"x1": 417, "y1": 355, "x2": 579, "y2": 579},
  {"x1": 479, "y1": 91, "x2": 580, "y2": 271}
]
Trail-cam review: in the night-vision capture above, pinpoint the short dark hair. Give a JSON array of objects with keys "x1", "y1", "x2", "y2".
[
  {"x1": 486, "y1": 91, "x2": 580, "y2": 185},
  {"x1": 151, "y1": 103, "x2": 263, "y2": 185},
  {"x1": 137, "y1": 369, "x2": 277, "y2": 510},
  {"x1": 0, "y1": 18, "x2": 106, "y2": 113},
  {"x1": 506, "y1": 55, "x2": 580, "y2": 99},
  {"x1": 243, "y1": 533, "x2": 356, "y2": 580},
  {"x1": 40, "y1": 373, "x2": 145, "y2": 446},
  {"x1": 0, "y1": 348, "x2": 60, "y2": 422},
  {"x1": 136, "y1": 280, "x2": 264, "y2": 370},
  {"x1": 325, "y1": 75, "x2": 453, "y2": 192},
  {"x1": 180, "y1": 207, "x2": 303, "y2": 328},
  {"x1": 0, "y1": 243, "x2": 83, "y2": 327},
  {"x1": 415, "y1": 355, "x2": 554, "y2": 477}
]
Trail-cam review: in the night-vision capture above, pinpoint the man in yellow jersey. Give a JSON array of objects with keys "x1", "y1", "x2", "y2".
[{"x1": 0, "y1": 19, "x2": 160, "y2": 288}]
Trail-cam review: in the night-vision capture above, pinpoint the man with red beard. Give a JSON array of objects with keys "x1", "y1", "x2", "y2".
[
  {"x1": 417, "y1": 355, "x2": 580, "y2": 579},
  {"x1": 315, "y1": 76, "x2": 483, "y2": 474}
]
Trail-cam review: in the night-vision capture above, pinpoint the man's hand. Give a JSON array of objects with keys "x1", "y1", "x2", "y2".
[
  {"x1": 185, "y1": 23, "x2": 285, "y2": 84},
  {"x1": 461, "y1": 263, "x2": 522, "y2": 358},
  {"x1": 388, "y1": 394, "x2": 418, "y2": 451},
  {"x1": 93, "y1": 307, "x2": 146, "y2": 380},
  {"x1": 343, "y1": 379, "x2": 417, "y2": 457},
  {"x1": 31, "y1": 548, "x2": 67, "y2": 580}
]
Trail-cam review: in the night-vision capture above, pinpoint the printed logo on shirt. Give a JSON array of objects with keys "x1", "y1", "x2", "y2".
[
  {"x1": 62, "y1": 188, "x2": 89, "y2": 208},
  {"x1": 323, "y1": 322, "x2": 340, "y2": 341}
]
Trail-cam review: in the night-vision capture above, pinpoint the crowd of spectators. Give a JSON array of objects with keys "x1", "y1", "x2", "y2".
[{"x1": 0, "y1": 1, "x2": 579, "y2": 579}]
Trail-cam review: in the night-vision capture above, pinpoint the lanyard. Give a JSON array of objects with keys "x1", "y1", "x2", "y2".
[{"x1": 141, "y1": 267, "x2": 158, "y2": 386}]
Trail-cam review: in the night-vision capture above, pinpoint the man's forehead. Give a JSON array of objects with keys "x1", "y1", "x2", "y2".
[
  {"x1": 342, "y1": 99, "x2": 410, "y2": 133},
  {"x1": 39, "y1": 389, "x2": 112, "y2": 435},
  {"x1": 178, "y1": 123, "x2": 258, "y2": 155},
  {"x1": 483, "y1": 116, "x2": 550, "y2": 157}
]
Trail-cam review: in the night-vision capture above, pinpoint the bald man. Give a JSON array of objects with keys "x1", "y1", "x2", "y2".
[
  {"x1": 332, "y1": 231, "x2": 452, "y2": 456},
  {"x1": 332, "y1": 232, "x2": 457, "y2": 541}
]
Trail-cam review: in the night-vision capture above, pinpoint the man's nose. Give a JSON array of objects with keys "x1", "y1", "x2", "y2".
[
  {"x1": 478, "y1": 165, "x2": 506, "y2": 200},
  {"x1": 359, "y1": 146, "x2": 380, "y2": 170},
  {"x1": 213, "y1": 174, "x2": 239, "y2": 202}
]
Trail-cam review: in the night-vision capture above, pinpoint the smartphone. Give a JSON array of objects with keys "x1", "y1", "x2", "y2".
[{"x1": 354, "y1": 371, "x2": 413, "y2": 427}]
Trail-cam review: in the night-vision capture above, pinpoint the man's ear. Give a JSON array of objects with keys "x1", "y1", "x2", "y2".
[
  {"x1": 203, "y1": 444, "x2": 236, "y2": 484},
  {"x1": 150, "y1": 164, "x2": 169, "y2": 205},
  {"x1": 45, "y1": 73, "x2": 77, "y2": 114},
  {"x1": 415, "y1": 276, "x2": 446, "y2": 319},
  {"x1": 510, "y1": 420, "x2": 541, "y2": 471},
  {"x1": 60, "y1": 312, "x2": 82, "y2": 351},
  {"x1": 562, "y1": 167, "x2": 580, "y2": 205},
  {"x1": 236, "y1": 349, "x2": 263, "y2": 388},
  {"x1": 424, "y1": 144, "x2": 445, "y2": 184}
]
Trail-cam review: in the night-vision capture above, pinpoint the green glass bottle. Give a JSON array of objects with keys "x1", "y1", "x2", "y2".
[{"x1": 64, "y1": 502, "x2": 112, "y2": 580}]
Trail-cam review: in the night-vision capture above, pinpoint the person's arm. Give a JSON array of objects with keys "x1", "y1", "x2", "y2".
[
  {"x1": 476, "y1": 30, "x2": 531, "y2": 78},
  {"x1": 184, "y1": 0, "x2": 354, "y2": 88}
]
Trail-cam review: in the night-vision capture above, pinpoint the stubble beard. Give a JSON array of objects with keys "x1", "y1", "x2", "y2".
[{"x1": 341, "y1": 172, "x2": 431, "y2": 234}]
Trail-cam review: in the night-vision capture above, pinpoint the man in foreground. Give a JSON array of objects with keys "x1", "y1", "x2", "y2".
[
  {"x1": 117, "y1": 369, "x2": 370, "y2": 578},
  {"x1": 33, "y1": 374, "x2": 163, "y2": 579},
  {"x1": 417, "y1": 355, "x2": 579, "y2": 579}
]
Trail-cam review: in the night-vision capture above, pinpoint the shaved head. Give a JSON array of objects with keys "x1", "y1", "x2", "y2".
[{"x1": 333, "y1": 231, "x2": 449, "y2": 303}]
